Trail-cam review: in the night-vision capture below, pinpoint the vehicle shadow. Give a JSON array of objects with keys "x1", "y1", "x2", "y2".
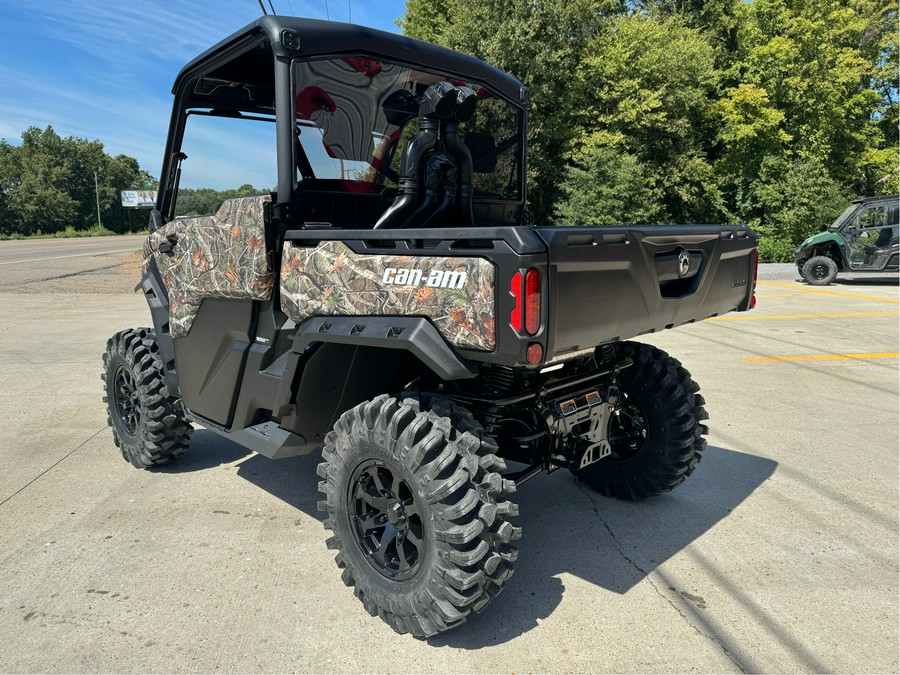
[
  {"x1": 429, "y1": 445, "x2": 777, "y2": 648},
  {"x1": 156, "y1": 430, "x2": 322, "y2": 514},
  {"x1": 161, "y1": 433, "x2": 776, "y2": 647},
  {"x1": 155, "y1": 429, "x2": 253, "y2": 473},
  {"x1": 791, "y1": 275, "x2": 899, "y2": 286},
  {"x1": 831, "y1": 276, "x2": 899, "y2": 286}
]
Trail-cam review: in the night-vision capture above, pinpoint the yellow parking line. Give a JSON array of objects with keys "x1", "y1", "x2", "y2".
[
  {"x1": 755, "y1": 293, "x2": 809, "y2": 297},
  {"x1": 757, "y1": 281, "x2": 899, "y2": 304},
  {"x1": 711, "y1": 311, "x2": 899, "y2": 321},
  {"x1": 746, "y1": 352, "x2": 899, "y2": 362}
]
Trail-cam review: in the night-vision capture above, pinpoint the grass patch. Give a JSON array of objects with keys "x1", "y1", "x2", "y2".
[{"x1": 0, "y1": 225, "x2": 141, "y2": 240}]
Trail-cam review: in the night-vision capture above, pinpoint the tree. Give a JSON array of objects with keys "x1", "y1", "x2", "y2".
[
  {"x1": 710, "y1": 0, "x2": 898, "y2": 258},
  {"x1": 173, "y1": 184, "x2": 269, "y2": 217},
  {"x1": 568, "y1": 14, "x2": 725, "y2": 223},
  {"x1": 399, "y1": 0, "x2": 620, "y2": 223},
  {"x1": 555, "y1": 144, "x2": 663, "y2": 224},
  {"x1": 0, "y1": 126, "x2": 155, "y2": 235},
  {"x1": 400, "y1": 0, "x2": 897, "y2": 253},
  {"x1": 749, "y1": 156, "x2": 849, "y2": 261},
  {"x1": 0, "y1": 141, "x2": 15, "y2": 232},
  {"x1": 635, "y1": 0, "x2": 743, "y2": 63},
  {"x1": 2, "y1": 128, "x2": 78, "y2": 235}
]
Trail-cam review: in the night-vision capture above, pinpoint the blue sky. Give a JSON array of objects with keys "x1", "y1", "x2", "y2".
[{"x1": 0, "y1": 0, "x2": 407, "y2": 186}]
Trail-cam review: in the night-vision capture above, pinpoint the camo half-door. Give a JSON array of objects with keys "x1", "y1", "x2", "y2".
[{"x1": 143, "y1": 195, "x2": 274, "y2": 337}]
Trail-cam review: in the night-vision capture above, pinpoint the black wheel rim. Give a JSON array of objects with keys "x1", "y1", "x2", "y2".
[
  {"x1": 113, "y1": 365, "x2": 140, "y2": 436},
  {"x1": 811, "y1": 264, "x2": 829, "y2": 280},
  {"x1": 607, "y1": 395, "x2": 648, "y2": 462},
  {"x1": 348, "y1": 459, "x2": 425, "y2": 581}
]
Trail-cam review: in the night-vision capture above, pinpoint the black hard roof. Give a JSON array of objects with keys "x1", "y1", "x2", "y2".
[
  {"x1": 173, "y1": 15, "x2": 527, "y2": 106},
  {"x1": 852, "y1": 194, "x2": 900, "y2": 204}
]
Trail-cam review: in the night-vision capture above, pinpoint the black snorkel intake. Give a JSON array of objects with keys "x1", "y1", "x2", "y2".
[{"x1": 374, "y1": 82, "x2": 478, "y2": 229}]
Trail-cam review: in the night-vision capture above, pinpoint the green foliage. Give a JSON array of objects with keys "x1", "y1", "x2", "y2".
[
  {"x1": 173, "y1": 188, "x2": 220, "y2": 217},
  {"x1": 0, "y1": 223, "x2": 117, "y2": 240},
  {"x1": 400, "y1": 0, "x2": 619, "y2": 222},
  {"x1": 0, "y1": 126, "x2": 157, "y2": 236},
  {"x1": 719, "y1": 0, "x2": 896, "y2": 198},
  {"x1": 747, "y1": 156, "x2": 849, "y2": 261},
  {"x1": 401, "y1": 0, "x2": 898, "y2": 253},
  {"x1": 49, "y1": 224, "x2": 117, "y2": 238},
  {"x1": 756, "y1": 234, "x2": 797, "y2": 263},
  {"x1": 173, "y1": 184, "x2": 269, "y2": 217},
  {"x1": 567, "y1": 14, "x2": 724, "y2": 223},
  {"x1": 555, "y1": 145, "x2": 663, "y2": 225}
]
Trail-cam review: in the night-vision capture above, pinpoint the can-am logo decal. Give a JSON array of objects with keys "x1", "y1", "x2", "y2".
[{"x1": 382, "y1": 267, "x2": 468, "y2": 289}]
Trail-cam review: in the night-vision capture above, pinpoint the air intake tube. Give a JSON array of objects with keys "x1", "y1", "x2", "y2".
[
  {"x1": 419, "y1": 148, "x2": 458, "y2": 229},
  {"x1": 372, "y1": 118, "x2": 437, "y2": 229},
  {"x1": 443, "y1": 86, "x2": 478, "y2": 228},
  {"x1": 403, "y1": 149, "x2": 451, "y2": 229},
  {"x1": 374, "y1": 83, "x2": 459, "y2": 230}
]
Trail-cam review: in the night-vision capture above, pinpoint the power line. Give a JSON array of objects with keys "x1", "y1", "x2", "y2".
[
  {"x1": 324, "y1": 0, "x2": 330, "y2": 20},
  {"x1": 348, "y1": 0, "x2": 352, "y2": 23}
]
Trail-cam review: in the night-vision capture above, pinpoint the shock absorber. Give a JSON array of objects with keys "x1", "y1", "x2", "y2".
[
  {"x1": 597, "y1": 342, "x2": 616, "y2": 367},
  {"x1": 483, "y1": 365, "x2": 515, "y2": 394}
]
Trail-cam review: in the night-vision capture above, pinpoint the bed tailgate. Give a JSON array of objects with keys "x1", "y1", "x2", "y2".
[{"x1": 535, "y1": 225, "x2": 758, "y2": 359}]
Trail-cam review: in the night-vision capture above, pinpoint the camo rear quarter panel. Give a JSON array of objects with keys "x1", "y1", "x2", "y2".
[
  {"x1": 280, "y1": 240, "x2": 496, "y2": 351},
  {"x1": 142, "y1": 195, "x2": 274, "y2": 338}
]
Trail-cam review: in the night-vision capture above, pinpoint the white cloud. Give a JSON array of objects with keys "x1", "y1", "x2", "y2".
[
  {"x1": 0, "y1": 63, "x2": 172, "y2": 174},
  {"x1": 0, "y1": 0, "x2": 405, "y2": 186}
]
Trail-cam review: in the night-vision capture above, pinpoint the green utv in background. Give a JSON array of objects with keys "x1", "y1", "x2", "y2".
[{"x1": 794, "y1": 195, "x2": 899, "y2": 285}]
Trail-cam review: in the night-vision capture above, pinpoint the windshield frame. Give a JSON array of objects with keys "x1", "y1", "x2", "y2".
[{"x1": 830, "y1": 203, "x2": 859, "y2": 232}]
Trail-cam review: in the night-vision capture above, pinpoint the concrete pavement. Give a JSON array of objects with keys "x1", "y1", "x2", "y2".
[{"x1": 0, "y1": 251, "x2": 896, "y2": 673}]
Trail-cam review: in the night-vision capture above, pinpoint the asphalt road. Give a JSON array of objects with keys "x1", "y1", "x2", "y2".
[
  {"x1": 0, "y1": 235, "x2": 145, "y2": 264},
  {"x1": 0, "y1": 236, "x2": 146, "y2": 291},
  {"x1": 0, "y1": 239, "x2": 897, "y2": 673}
]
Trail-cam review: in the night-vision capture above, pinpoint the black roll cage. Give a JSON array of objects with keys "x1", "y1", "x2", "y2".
[{"x1": 154, "y1": 15, "x2": 530, "y2": 231}]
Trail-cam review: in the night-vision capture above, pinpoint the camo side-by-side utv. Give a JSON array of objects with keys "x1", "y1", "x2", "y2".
[{"x1": 102, "y1": 16, "x2": 758, "y2": 637}]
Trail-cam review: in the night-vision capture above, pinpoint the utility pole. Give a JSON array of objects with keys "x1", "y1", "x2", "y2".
[{"x1": 94, "y1": 171, "x2": 102, "y2": 228}]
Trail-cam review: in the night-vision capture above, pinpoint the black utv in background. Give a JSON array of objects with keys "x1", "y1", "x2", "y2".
[
  {"x1": 794, "y1": 194, "x2": 899, "y2": 285},
  {"x1": 102, "y1": 16, "x2": 758, "y2": 638}
]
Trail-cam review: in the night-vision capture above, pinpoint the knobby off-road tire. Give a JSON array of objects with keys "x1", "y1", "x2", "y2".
[
  {"x1": 575, "y1": 341, "x2": 708, "y2": 500},
  {"x1": 317, "y1": 393, "x2": 520, "y2": 638},
  {"x1": 102, "y1": 328, "x2": 192, "y2": 468},
  {"x1": 801, "y1": 255, "x2": 839, "y2": 285}
]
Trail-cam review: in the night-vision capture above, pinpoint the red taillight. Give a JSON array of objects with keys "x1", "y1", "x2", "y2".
[
  {"x1": 510, "y1": 271, "x2": 523, "y2": 331},
  {"x1": 524, "y1": 268, "x2": 541, "y2": 335},
  {"x1": 512, "y1": 268, "x2": 542, "y2": 338},
  {"x1": 750, "y1": 249, "x2": 759, "y2": 309},
  {"x1": 526, "y1": 342, "x2": 543, "y2": 365}
]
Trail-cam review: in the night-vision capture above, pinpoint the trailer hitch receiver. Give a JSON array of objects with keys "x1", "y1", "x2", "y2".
[{"x1": 551, "y1": 385, "x2": 620, "y2": 469}]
